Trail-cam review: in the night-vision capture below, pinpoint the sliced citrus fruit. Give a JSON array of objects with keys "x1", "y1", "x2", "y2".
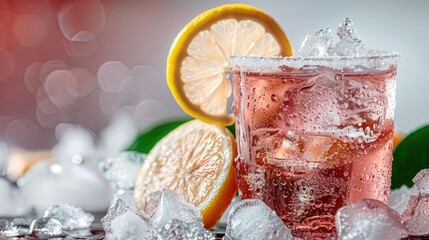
[
  {"x1": 6, "y1": 148, "x2": 52, "y2": 181},
  {"x1": 167, "y1": 4, "x2": 293, "y2": 126},
  {"x1": 134, "y1": 119, "x2": 237, "y2": 229}
]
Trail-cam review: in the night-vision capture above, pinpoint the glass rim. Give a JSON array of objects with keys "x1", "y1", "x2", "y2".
[{"x1": 229, "y1": 51, "x2": 400, "y2": 71}]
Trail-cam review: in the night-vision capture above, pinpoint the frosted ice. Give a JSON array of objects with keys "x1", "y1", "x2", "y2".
[
  {"x1": 0, "y1": 141, "x2": 7, "y2": 175},
  {"x1": 29, "y1": 217, "x2": 65, "y2": 238},
  {"x1": 402, "y1": 195, "x2": 429, "y2": 236},
  {"x1": 298, "y1": 28, "x2": 334, "y2": 57},
  {"x1": 389, "y1": 185, "x2": 418, "y2": 214},
  {"x1": 282, "y1": 73, "x2": 386, "y2": 143},
  {"x1": 0, "y1": 177, "x2": 31, "y2": 217},
  {"x1": 99, "y1": 151, "x2": 146, "y2": 190},
  {"x1": 157, "y1": 219, "x2": 214, "y2": 240},
  {"x1": 333, "y1": 18, "x2": 366, "y2": 57},
  {"x1": 224, "y1": 199, "x2": 293, "y2": 240},
  {"x1": 102, "y1": 199, "x2": 156, "y2": 240},
  {"x1": 0, "y1": 219, "x2": 19, "y2": 238},
  {"x1": 18, "y1": 159, "x2": 112, "y2": 213},
  {"x1": 64, "y1": 228, "x2": 93, "y2": 238},
  {"x1": 97, "y1": 113, "x2": 138, "y2": 157},
  {"x1": 412, "y1": 169, "x2": 429, "y2": 195},
  {"x1": 111, "y1": 189, "x2": 138, "y2": 213},
  {"x1": 43, "y1": 204, "x2": 95, "y2": 230},
  {"x1": 299, "y1": 18, "x2": 366, "y2": 57},
  {"x1": 52, "y1": 125, "x2": 96, "y2": 159},
  {"x1": 336, "y1": 199, "x2": 408, "y2": 240},
  {"x1": 229, "y1": 18, "x2": 399, "y2": 71},
  {"x1": 10, "y1": 218, "x2": 32, "y2": 236},
  {"x1": 216, "y1": 196, "x2": 240, "y2": 229},
  {"x1": 143, "y1": 189, "x2": 203, "y2": 228}
]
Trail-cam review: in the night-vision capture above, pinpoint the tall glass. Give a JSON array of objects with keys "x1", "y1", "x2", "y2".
[{"x1": 230, "y1": 53, "x2": 399, "y2": 238}]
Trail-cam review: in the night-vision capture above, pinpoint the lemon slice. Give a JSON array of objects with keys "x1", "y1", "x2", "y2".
[
  {"x1": 167, "y1": 4, "x2": 293, "y2": 126},
  {"x1": 134, "y1": 119, "x2": 237, "y2": 229}
]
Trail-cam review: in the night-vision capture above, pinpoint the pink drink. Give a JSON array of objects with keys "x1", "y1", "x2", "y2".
[{"x1": 231, "y1": 55, "x2": 398, "y2": 238}]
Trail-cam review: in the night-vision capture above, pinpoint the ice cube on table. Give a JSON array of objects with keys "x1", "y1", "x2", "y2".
[
  {"x1": 29, "y1": 217, "x2": 65, "y2": 238},
  {"x1": 224, "y1": 199, "x2": 292, "y2": 240},
  {"x1": 142, "y1": 189, "x2": 203, "y2": 228},
  {"x1": 402, "y1": 195, "x2": 429, "y2": 236},
  {"x1": 18, "y1": 159, "x2": 112, "y2": 213},
  {"x1": 97, "y1": 113, "x2": 138, "y2": 157},
  {"x1": 298, "y1": 28, "x2": 334, "y2": 57},
  {"x1": 215, "y1": 196, "x2": 240, "y2": 230},
  {"x1": 102, "y1": 199, "x2": 155, "y2": 240},
  {"x1": 99, "y1": 151, "x2": 146, "y2": 190},
  {"x1": 52, "y1": 125, "x2": 96, "y2": 160},
  {"x1": 0, "y1": 219, "x2": 20, "y2": 238},
  {"x1": 0, "y1": 177, "x2": 31, "y2": 217},
  {"x1": 43, "y1": 203, "x2": 94, "y2": 230},
  {"x1": 157, "y1": 219, "x2": 214, "y2": 240},
  {"x1": 10, "y1": 218, "x2": 32, "y2": 236},
  {"x1": 0, "y1": 141, "x2": 8, "y2": 175},
  {"x1": 389, "y1": 185, "x2": 419, "y2": 214},
  {"x1": 412, "y1": 169, "x2": 429, "y2": 195},
  {"x1": 111, "y1": 189, "x2": 138, "y2": 213},
  {"x1": 336, "y1": 199, "x2": 408, "y2": 240}
]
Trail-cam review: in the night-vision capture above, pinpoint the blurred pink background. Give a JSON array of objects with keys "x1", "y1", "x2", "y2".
[{"x1": 1, "y1": 0, "x2": 428, "y2": 149}]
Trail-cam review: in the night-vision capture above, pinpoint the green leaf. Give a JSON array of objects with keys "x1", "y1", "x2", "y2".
[
  {"x1": 227, "y1": 124, "x2": 236, "y2": 138},
  {"x1": 127, "y1": 118, "x2": 236, "y2": 154},
  {"x1": 127, "y1": 118, "x2": 192, "y2": 153},
  {"x1": 392, "y1": 125, "x2": 429, "y2": 189}
]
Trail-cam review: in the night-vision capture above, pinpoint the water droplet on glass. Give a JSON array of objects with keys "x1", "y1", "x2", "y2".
[{"x1": 271, "y1": 94, "x2": 278, "y2": 102}]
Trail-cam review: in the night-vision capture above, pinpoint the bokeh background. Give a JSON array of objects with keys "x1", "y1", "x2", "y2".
[{"x1": 1, "y1": 0, "x2": 428, "y2": 150}]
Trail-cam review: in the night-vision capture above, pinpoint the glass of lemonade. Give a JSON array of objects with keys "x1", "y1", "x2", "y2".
[{"x1": 230, "y1": 53, "x2": 399, "y2": 238}]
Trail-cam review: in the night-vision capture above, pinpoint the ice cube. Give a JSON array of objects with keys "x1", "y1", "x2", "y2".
[
  {"x1": 283, "y1": 72, "x2": 386, "y2": 143},
  {"x1": 52, "y1": 125, "x2": 96, "y2": 159},
  {"x1": 64, "y1": 228, "x2": 93, "y2": 238},
  {"x1": 412, "y1": 169, "x2": 429, "y2": 195},
  {"x1": 333, "y1": 18, "x2": 366, "y2": 57},
  {"x1": 97, "y1": 113, "x2": 138, "y2": 157},
  {"x1": 0, "y1": 177, "x2": 31, "y2": 217},
  {"x1": 389, "y1": 185, "x2": 418, "y2": 214},
  {"x1": 224, "y1": 199, "x2": 293, "y2": 240},
  {"x1": 402, "y1": 195, "x2": 429, "y2": 236},
  {"x1": 0, "y1": 141, "x2": 8, "y2": 175},
  {"x1": 99, "y1": 151, "x2": 146, "y2": 190},
  {"x1": 142, "y1": 189, "x2": 203, "y2": 227},
  {"x1": 111, "y1": 189, "x2": 138, "y2": 213},
  {"x1": 18, "y1": 159, "x2": 112, "y2": 213},
  {"x1": 43, "y1": 203, "x2": 95, "y2": 230},
  {"x1": 216, "y1": 196, "x2": 240, "y2": 229},
  {"x1": 336, "y1": 199, "x2": 408, "y2": 240},
  {"x1": 101, "y1": 199, "x2": 156, "y2": 240},
  {"x1": 0, "y1": 219, "x2": 19, "y2": 238},
  {"x1": 29, "y1": 217, "x2": 65, "y2": 238},
  {"x1": 10, "y1": 218, "x2": 32, "y2": 236},
  {"x1": 298, "y1": 28, "x2": 334, "y2": 57},
  {"x1": 157, "y1": 219, "x2": 214, "y2": 240}
]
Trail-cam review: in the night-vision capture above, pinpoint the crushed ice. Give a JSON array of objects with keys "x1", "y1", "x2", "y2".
[{"x1": 230, "y1": 18, "x2": 399, "y2": 71}]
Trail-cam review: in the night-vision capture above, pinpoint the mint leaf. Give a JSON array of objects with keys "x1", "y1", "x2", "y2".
[
  {"x1": 127, "y1": 118, "x2": 191, "y2": 153},
  {"x1": 392, "y1": 125, "x2": 429, "y2": 189},
  {"x1": 127, "y1": 118, "x2": 236, "y2": 153}
]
